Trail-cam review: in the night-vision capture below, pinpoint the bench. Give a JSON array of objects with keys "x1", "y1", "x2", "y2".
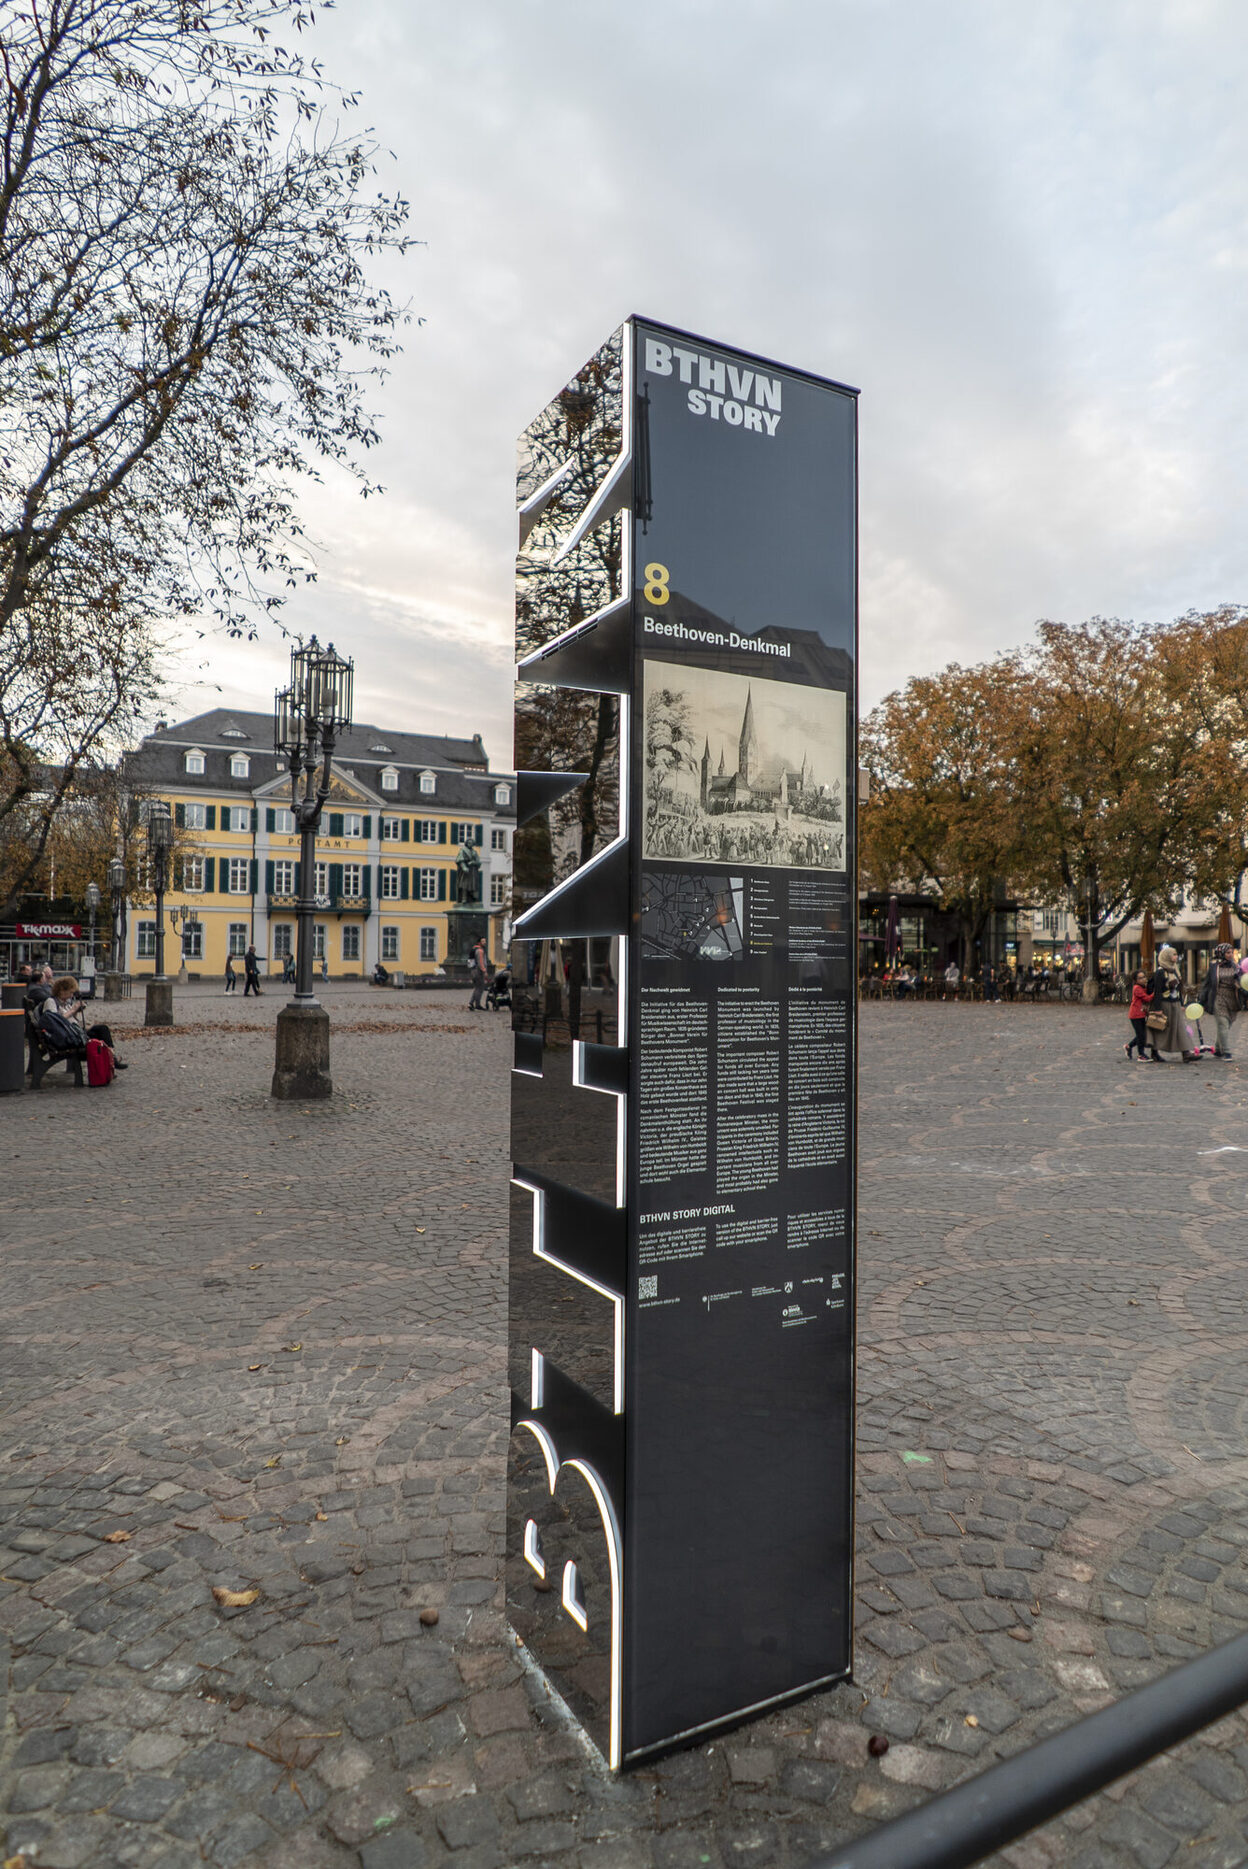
[{"x1": 24, "y1": 998, "x2": 86, "y2": 1089}]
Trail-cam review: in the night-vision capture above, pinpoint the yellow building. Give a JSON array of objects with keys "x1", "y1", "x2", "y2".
[{"x1": 122, "y1": 710, "x2": 514, "y2": 980}]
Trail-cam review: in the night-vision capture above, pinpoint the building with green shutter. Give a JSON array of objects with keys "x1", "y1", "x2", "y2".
[{"x1": 121, "y1": 710, "x2": 514, "y2": 980}]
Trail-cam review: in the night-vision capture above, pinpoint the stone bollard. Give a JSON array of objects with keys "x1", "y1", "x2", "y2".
[
  {"x1": 144, "y1": 978, "x2": 174, "y2": 1027},
  {"x1": 102, "y1": 973, "x2": 127, "y2": 1003},
  {"x1": 271, "y1": 1002, "x2": 332, "y2": 1100}
]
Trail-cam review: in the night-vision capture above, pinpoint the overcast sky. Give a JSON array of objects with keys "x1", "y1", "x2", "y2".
[{"x1": 163, "y1": 0, "x2": 1248, "y2": 773}]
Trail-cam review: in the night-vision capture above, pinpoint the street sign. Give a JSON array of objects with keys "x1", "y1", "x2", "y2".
[{"x1": 508, "y1": 318, "x2": 858, "y2": 1767}]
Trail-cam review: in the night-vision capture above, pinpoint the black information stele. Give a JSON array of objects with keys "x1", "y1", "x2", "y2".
[{"x1": 508, "y1": 317, "x2": 858, "y2": 1767}]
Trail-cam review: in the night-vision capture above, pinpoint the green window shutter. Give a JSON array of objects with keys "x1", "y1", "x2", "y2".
[
  {"x1": 294, "y1": 862, "x2": 302, "y2": 896},
  {"x1": 363, "y1": 864, "x2": 371, "y2": 898},
  {"x1": 266, "y1": 809, "x2": 275, "y2": 832},
  {"x1": 439, "y1": 821, "x2": 447, "y2": 844},
  {"x1": 175, "y1": 803, "x2": 185, "y2": 828},
  {"x1": 438, "y1": 869, "x2": 447, "y2": 902},
  {"x1": 329, "y1": 862, "x2": 343, "y2": 900},
  {"x1": 475, "y1": 824, "x2": 483, "y2": 846},
  {"x1": 401, "y1": 819, "x2": 410, "y2": 841},
  {"x1": 329, "y1": 812, "x2": 343, "y2": 837},
  {"x1": 206, "y1": 806, "x2": 216, "y2": 830},
  {"x1": 249, "y1": 859, "x2": 258, "y2": 895},
  {"x1": 400, "y1": 868, "x2": 409, "y2": 900},
  {"x1": 205, "y1": 858, "x2": 215, "y2": 893},
  {"x1": 265, "y1": 860, "x2": 274, "y2": 895},
  {"x1": 251, "y1": 808, "x2": 258, "y2": 832},
  {"x1": 362, "y1": 816, "x2": 371, "y2": 838}
]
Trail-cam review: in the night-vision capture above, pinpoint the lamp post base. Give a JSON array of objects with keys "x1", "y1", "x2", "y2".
[
  {"x1": 271, "y1": 1001, "x2": 332, "y2": 1100},
  {"x1": 144, "y1": 978, "x2": 174, "y2": 1027},
  {"x1": 103, "y1": 973, "x2": 126, "y2": 1003}
]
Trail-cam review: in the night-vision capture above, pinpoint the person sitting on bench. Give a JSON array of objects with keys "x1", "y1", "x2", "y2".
[{"x1": 28, "y1": 976, "x2": 88, "y2": 1086}]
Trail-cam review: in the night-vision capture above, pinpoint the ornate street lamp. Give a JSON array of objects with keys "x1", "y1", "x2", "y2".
[
  {"x1": 271, "y1": 637, "x2": 354, "y2": 1099},
  {"x1": 107, "y1": 857, "x2": 125, "y2": 980},
  {"x1": 84, "y1": 882, "x2": 100, "y2": 976},
  {"x1": 145, "y1": 802, "x2": 174, "y2": 1027},
  {"x1": 170, "y1": 902, "x2": 194, "y2": 983}
]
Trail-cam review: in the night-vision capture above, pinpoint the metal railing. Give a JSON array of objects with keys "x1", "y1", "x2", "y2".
[{"x1": 810, "y1": 1630, "x2": 1248, "y2": 1869}]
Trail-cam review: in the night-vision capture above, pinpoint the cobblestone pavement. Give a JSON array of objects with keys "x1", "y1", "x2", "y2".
[{"x1": 2, "y1": 991, "x2": 1248, "y2": 1868}]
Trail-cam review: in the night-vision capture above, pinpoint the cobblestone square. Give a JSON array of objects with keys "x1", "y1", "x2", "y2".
[{"x1": 2, "y1": 991, "x2": 1248, "y2": 1867}]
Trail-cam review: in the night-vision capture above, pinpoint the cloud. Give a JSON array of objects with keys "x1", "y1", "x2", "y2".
[{"x1": 159, "y1": 0, "x2": 1248, "y2": 746}]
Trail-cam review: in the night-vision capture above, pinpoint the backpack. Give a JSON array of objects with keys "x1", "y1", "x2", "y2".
[{"x1": 86, "y1": 1038, "x2": 115, "y2": 1087}]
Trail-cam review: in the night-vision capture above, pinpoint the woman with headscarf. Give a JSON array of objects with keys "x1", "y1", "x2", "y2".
[
  {"x1": 1145, "y1": 945, "x2": 1199, "y2": 1063},
  {"x1": 1198, "y1": 942, "x2": 1240, "y2": 1061}
]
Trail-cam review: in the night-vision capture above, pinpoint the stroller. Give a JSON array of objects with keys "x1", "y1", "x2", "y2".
[{"x1": 486, "y1": 967, "x2": 512, "y2": 1012}]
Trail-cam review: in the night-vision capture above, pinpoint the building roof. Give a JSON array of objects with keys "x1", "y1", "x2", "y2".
[{"x1": 122, "y1": 710, "x2": 515, "y2": 816}]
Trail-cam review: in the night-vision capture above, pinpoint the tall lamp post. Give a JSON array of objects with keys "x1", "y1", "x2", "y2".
[
  {"x1": 105, "y1": 856, "x2": 126, "y2": 996},
  {"x1": 145, "y1": 802, "x2": 174, "y2": 1028},
  {"x1": 84, "y1": 882, "x2": 100, "y2": 989},
  {"x1": 271, "y1": 637, "x2": 354, "y2": 1099},
  {"x1": 171, "y1": 903, "x2": 192, "y2": 983}
]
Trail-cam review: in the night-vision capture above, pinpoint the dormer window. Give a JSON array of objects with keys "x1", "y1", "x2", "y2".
[
  {"x1": 370, "y1": 742, "x2": 393, "y2": 754},
  {"x1": 494, "y1": 783, "x2": 511, "y2": 806},
  {"x1": 381, "y1": 766, "x2": 399, "y2": 792},
  {"x1": 229, "y1": 753, "x2": 250, "y2": 778},
  {"x1": 221, "y1": 726, "x2": 247, "y2": 740},
  {"x1": 419, "y1": 770, "x2": 435, "y2": 795},
  {"x1": 184, "y1": 749, "x2": 205, "y2": 775}
]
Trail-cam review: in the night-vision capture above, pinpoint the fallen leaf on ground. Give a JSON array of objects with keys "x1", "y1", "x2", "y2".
[
  {"x1": 250, "y1": 1263, "x2": 263, "y2": 1270},
  {"x1": 282, "y1": 1343, "x2": 302, "y2": 1353},
  {"x1": 102, "y1": 1530, "x2": 132, "y2": 1543},
  {"x1": 965, "y1": 1714, "x2": 979, "y2": 1727},
  {"x1": 248, "y1": 1364, "x2": 262, "y2": 1372},
  {"x1": 212, "y1": 1586, "x2": 260, "y2": 1608},
  {"x1": 335, "y1": 1436, "x2": 349, "y2": 1447},
  {"x1": 315, "y1": 1511, "x2": 327, "y2": 1521},
  {"x1": 263, "y1": 1456, "x2": 281, "y2": 1469}
]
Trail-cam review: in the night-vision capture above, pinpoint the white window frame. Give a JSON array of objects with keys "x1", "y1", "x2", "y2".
[
  {"x1": 343, "y1": 812, "x2": 363, "y2": 837},
  {"x1": 341, "y1": 925, "x2": 361, "y2": 962},
  {"x1": 382, "y1": 816, "x2": 402, "y2": 841},
  {"x1": 184, "y1": 802, "x2": 207, "y2": 830},
  {"x1": 418, "y1": 819, "x2": 439, "y2": 842},
  {"x1": 313, "y1": 923, "x2": 326, "y2": 962},
  {"x1": 380, "y1": 865, "x2": 400, "y2": 900},
  {"x1": 229, "y1": 923, "x2": 249, "y2": 956},
  {"x1": 271, "y1": 923, "x2": 292, "y2": 958},
  {"x1": 314, "y1": 861, "x2": 328, "y2": 898},
  {"x1": 182, "y1": 855, "x2": 205, "y2": 892},
  {"x1": 420, "y1": 926, "x2": 437, "y2": 961},
  {"x1": 183, "y1": 919, "x2": 204, "y2": 959},
  {"x1": 342, "y1": 863, "x2": 362, "y2": 897},
  {"x1": 273, "y1": 859, "x2": 295, "y2": 895},
  {"x1": 273, "y1": 807, "x2": 295, "y2": 834},
  {"x1": 184, "y1": 750, "x2": 205, "y2": 774},
  {"x1": 419, "y1": 771, "x2": 436, "y2": 795},
  {"x1": 494, "y1": 783, "x2": 511, "y2": 805},
  {"x1": 418, "y1": 867, "x2": 438, "y2": 901},
  {"x1": 490, "y1": 875, "x2": 506, "y2": 906},
  {"x1": 136, "y1": 921, "x2": 157, "y2": 958},
  {"x1": 227, "y1": 857, "x2": 250, "y2": 895},
  {"x1": 381, "y1": 925, "x2": 399, "y2": 961},
  {"x1": 229, "y1": 754, "x2": 250, "y2": 778},
  {"x1": 228, "y1": 804, "x2": 251, "y2": 833},
  {"x1": 491, "y1": 827, "x2": 507, "y2": 851},
  {"x1": 381, "y1": 767, "x2": 399, "y2": 792}
]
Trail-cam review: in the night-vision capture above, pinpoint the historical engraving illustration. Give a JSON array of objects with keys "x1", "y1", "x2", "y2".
[{"x1": 643, "y1": 661, "x2": 846, "y2": 870}]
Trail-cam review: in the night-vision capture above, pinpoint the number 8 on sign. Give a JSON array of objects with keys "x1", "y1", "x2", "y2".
[{"x1": 643, "y1": 563, "x2": 670, "y2": 606}]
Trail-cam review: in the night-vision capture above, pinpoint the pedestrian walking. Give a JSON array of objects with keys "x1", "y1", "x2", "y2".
[
  {"x1": 1124, "y1": 970, "x2": 1153, "y2": 1061},
  {"x1": 243, "y1": 945, "x2": 262, "y2": 996},
  {"x1": 982, "y1": 961, "x2": 999, "y2": 1002},
  {"x1": 224, "y1": 953, "x2": 237, "y2": 994},
  {"x1": 1146, "y1": 945, "x2": 1197, "y2": 1063},
  {"x1": 283, "y1": 951, "x2": 296, "y2": 985},
  {"x1": 468, "y1": 937, "x2": 489, "y2": 1011},
  {"x1": 1199, "y1": 941, "x2": 1240, "y2": 1060}
]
